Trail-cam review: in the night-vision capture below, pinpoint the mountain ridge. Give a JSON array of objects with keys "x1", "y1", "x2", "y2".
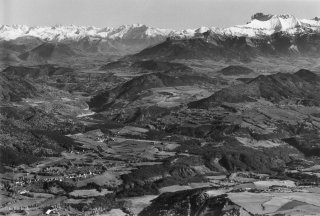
[{"x1": 1, "y1": 13, "x2": 319, "y2": 41}]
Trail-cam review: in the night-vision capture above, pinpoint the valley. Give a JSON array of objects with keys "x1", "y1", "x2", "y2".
[{"x1": 1, "y1": 13, "x2": 320, "y2": 216}]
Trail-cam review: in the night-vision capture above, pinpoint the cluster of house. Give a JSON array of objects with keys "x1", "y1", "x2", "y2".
[
  {"x1": 40, "y1": 167, "x2": 64, "y2": 176},
  {"x1": 12, "y1": 169, "x2": 102, "y2": 187},
  {"x1": 45, "y1": 202, "x2": 112, "y2": 215},
  {"x1": 94, "y1": 136, "x2": 115, "y2": 143},
  {"x1": 14, "y1": 176, "x2": 39, "y2": 186},
  {"x1": 69, "y1": 149, "x2": 92, "y2": 154},
  {"x1": 63, "y1": 170, "x2": 102, "y2": 181},
  {"x1": 40, "y1": 169, "x2": 103, "y2": 182}
]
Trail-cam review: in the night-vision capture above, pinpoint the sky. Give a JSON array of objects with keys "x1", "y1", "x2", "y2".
[{"x1": 0, "y1": 0, "x2": 319, "y2": 29}]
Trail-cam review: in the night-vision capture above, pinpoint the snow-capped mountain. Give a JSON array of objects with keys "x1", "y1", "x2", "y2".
[
  {"x1": 224, "y1": 14, "x2": 320, "y2": 36},
  {"x1": 0, "y1": 14, "x2": 319, "y2": 41},
  {"x1": 0, "y1": 24, "x2": 173, "y2": 41}
]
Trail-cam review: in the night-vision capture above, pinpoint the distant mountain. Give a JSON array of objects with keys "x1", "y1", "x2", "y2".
[
  {"x1": 126, "y1": 38, "x2": 256, "y2": 61},
  {"x1": 224, "y1": 14, "x2": 320, "y2": 36},
  {"x1": 0, "y1": 14, "x2": 319, "y2": 58},
  {"x1": 0, "y1": 36, "x2": 41, "y2": 54},
  {"x1": 0, "y1": 14, "x2": 319, "y2": 41},
  {"x1": 18, "y1": 42, "x2": 78, "y2": 62},
  {"x1": 126, "y1": 30, "x2": 320, "y2": 61},
  {"x1": 0, "y1": 36, "x2": 43, "y2": 64},
  {"x1": 0, "y1": 24, "x2": 171, "y2": 41}
]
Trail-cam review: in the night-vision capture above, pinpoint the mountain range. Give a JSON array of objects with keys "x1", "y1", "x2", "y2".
[
  {"x1": 1, "y1": 14, "x2": 319, "y2": 41},
  {"x1": 0, "y1": 13, "x2": 319, "y2": 61}
]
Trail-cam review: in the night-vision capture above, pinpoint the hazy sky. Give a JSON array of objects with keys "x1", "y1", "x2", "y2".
[{"x1": 0, "y1": 0, "x2": 319, "y2": 29}]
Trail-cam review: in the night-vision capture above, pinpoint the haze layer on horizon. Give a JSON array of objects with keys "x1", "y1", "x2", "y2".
[{"x1": 0, "y1": 0, "x2": 319, "y2": 29}]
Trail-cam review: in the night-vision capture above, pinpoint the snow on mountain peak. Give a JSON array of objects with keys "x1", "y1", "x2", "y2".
[
  {"x1": 196, "y1": 27, "x2": 211, "y2": 33},
  {"x1": 224, "y1": 13, "x2": 319, "y2": 37},
  {"x1": 248, "y1": 14, "x2": 299, "y2": 30},
  {"x1": 0, "y1": 14, "x2": 319, "y2": 41}
]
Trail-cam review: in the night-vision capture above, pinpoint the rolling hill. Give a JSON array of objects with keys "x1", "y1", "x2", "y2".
[{"x1": 189, "y1": 69, "x2": 320, "y2": 108}]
